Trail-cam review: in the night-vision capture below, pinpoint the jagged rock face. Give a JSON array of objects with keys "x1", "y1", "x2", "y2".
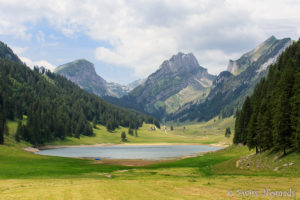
[
  {"x1": 211, "y1": 71, "x2": 233, "y2": 90},
  {"x1": 171, "y1": 36, "x2": 292, "y2": 122},
  {"x1": 227, "y1": 36, "x2": 292, "y2": 75},
  {"x1": 129, "y1": 52, "x2": 216, "y2": 114}
]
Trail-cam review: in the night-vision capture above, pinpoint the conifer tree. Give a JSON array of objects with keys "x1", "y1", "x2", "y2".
[
  {"x1": 134, "y1": 129, "x2": 138, "y2": 137},
  {"x1": 15, "y1": 121, "x2": 22, "y2": 142},
  {"x1": 0, "y1": 113, "x2": 5, "y2": 144},
  {"x1": 121, "y1": 131, "x2": 127, "y2": 142},
  {"x1": 225, "y1": 127, "x2": 231, "y2": 138},
  {"x1": 233, "y1": 110, "x2": 241, "y2": 144}
]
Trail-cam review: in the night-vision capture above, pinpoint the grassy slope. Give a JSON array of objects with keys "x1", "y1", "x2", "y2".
[
  {"x1": 1, "y1": 118, "x2": 299, "y2": 199},
  {"x1": 46, "y1": 117, "x2": 234, "y2": 146}
]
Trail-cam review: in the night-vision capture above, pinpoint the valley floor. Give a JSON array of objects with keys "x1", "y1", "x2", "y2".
[{"x1": 0, "y1": 117, "x2": 299, "y2": 200}]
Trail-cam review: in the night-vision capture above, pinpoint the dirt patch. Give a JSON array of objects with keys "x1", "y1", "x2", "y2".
[{"x1": 23, "y1": 147, "x2": 39, "y2": 153}]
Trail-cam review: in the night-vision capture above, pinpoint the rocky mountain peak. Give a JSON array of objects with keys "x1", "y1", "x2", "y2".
[
  {"x1": 159, "y1": 52, "x2": 203, "y2": 73},
  {"x1": 227, "y1": 36, "x2": 291, "y2": 75},
  {"x1": 54, "y1": 59, "x2": 134, "y2": 98},
  {"x1": 55, "y1": 59, "x2": 95, "y2": 74}
]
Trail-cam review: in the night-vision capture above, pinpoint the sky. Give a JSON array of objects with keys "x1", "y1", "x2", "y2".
[{"x1": 0, "y1": 0, "x2": 300, "y2": 84}]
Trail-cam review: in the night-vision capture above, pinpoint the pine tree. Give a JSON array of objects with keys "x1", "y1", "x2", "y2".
[
  {"x1": 233, "y1": 110, "x2": 241, "y2": 144},
  {"x1": 294, "y1": 120, "x2": 300, "y2": 151},
  {"x1": 0, "y1": 113, "x2": 5, "y2": 144},
  {"x1": 134, "y1": 129, "x2": 138, "y2": 137},
  {"x1": 128, "y1": 127, "x2": 133, "y2": 136},
  {"x1": 247, "y1": 113, "x2": 258, "y2": 153},
  {"x1": 93, "y1": 117, "x2": 97, "y2": 129},
  {"x1": 15, "y1": 121, "x2": 22, "y2": 142},
  {"x1": 154, "y1": 119, "x2": 160, "y2": 129},
  {"x1": 106, "y1": 120, "x2": 113, "y2": 132},
  {"x1": 238, "y1": 97, "x2": 252, "y2": 144},
  {"x1": 225, "y1": 127, "x2": 231, "y2": 138},
  {"x1": 121, "y1": 131, "x2": 127, "y2": 142},
  {"x1": 291, "y1": 72, "x2": 300, "y2": 151},
  {"x1": 273, "y1": 62, "x2": 294, "y2": 155}
]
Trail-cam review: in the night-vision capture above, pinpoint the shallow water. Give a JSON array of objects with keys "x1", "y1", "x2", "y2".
[{"x1": 35, "y1": 145, "x2": 223, "y2": 160}]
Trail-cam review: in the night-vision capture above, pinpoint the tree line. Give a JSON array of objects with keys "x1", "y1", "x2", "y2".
[
  {"x1": 234, "y1": 39, "x2": 300, "y2": 154},
  {"x1": 0, "y1": 58, "x2": 159, "y2": 146}
]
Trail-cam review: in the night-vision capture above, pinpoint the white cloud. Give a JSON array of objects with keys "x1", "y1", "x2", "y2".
[
  {"x1": 36, "y1": 30, "x2": 45, "y2": 43},
  {"x1": 20, "y1": 56, "x2": 56, "y2": 71},
  {"x1": 1, "y1": 0, "x2": 300, "y2": 77}
]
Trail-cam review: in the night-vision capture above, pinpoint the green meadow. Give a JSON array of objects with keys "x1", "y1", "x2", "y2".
[{"x1": 0, "y1": 118, "x2": 299, "y2": 200}]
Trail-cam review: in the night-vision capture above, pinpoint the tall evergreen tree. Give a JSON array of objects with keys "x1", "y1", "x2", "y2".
[
  {"x1": 233, "y1": 110, "x2": 241, "y2": 144},
  {"x1": 240, "y1": 97, "x2": 252, "y2": 144},
  {"x1": 0, "y1": 113, "x2": 5, "y2": 144},
  {"x1": 235, "y1": 39, "x2": 300, "y2": 154},
  {"x1": 15, "y1": 120, "x2": 22, "y2": 142}
]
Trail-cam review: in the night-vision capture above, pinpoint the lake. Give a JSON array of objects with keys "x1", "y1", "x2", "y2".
[{"x1": 35, "y1": 145, "x2": 223, "y2": 160}]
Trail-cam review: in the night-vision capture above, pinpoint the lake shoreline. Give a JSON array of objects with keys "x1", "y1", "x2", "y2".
[
  {"x1": 31, "y1": 142, "x2": 228, "y2": 151},
  {"x1": 31, "y1": 144, "x2": 221, "y2": 166}
]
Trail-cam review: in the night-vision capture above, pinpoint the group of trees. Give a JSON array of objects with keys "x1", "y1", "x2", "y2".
[
  {"x1": 234, "y1": 39, "x2": 300, "y2": 154},
  {"x1": 0, "y1": 57, "x2": 159, "y2": 146}
]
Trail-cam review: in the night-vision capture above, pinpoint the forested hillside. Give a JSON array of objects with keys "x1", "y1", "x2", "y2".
[
  {"x1": 234, "y1": 39, "x2": 300, "y2": 154},
  {"x1": 0, "y1": 53, "x2": 158, "y2": 146}
]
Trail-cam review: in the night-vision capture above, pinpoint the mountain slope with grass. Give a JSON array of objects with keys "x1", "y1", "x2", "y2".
[
  {"x1": 171, "y1": 36, "x2": 292, "y2": 122},
  {"x1": 105, "y1": 52, "x2": 216, "y2": 119},
  {"x1": 0, "y1": 41, "x2": 158, "y2": 146}
]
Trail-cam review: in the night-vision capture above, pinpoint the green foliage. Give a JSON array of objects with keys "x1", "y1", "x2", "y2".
[
  {"x1": 15, "y1": 120, "x2": 22, "y2": 142},
  {"x1": 121, "y1": 131, "x2": 127, "y2": 142},
  {"x1": 0, "y1": 41, "x2": 22, "y2": 63},
  {"x1": 92, "y1": 117, "x2": 97, "y2": 129},
  {"x1": 234, "y1": 39, "x2": 300, "y2": 154},
  {"x1": 225, "y1": 127, "x2": 231, "y2": 138},
  {"x1": 0, "y1": 55, "x2": 159, "y2": 145},
  {"x1": 128, "y1": 127, "x2": 133, "y2": 136},
  {"x1": 134, "y1": 129, "x2": 138, "y2": 137},
  {"x1": 0, "y1": 113, "x2": 6, "y2": 144}
]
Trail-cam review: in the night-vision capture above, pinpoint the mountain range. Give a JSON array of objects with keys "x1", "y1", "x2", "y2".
[
  {"x1": 53, "y1": 36, "x2": 291, "y2": 122},
  {"x1": 2, "y1": 35, "x2": 291, "y2": 123},
  {"x1": 170, "y1": 36, "x2": 292, "y2": 122}
]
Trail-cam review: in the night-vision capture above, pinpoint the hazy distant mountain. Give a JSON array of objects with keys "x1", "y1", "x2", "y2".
[
  {"x1": 127, "y1": 79, "x2": 146, "y2": 91},
  {"x1": 54, "y1": 59, "x2": 132, "y2": 98},
  {"x1": 54, "y1": 59, "x2": 112, "y2": 96},
  {"x1": 171, "y1": 36, "x2": 292, "y2": 122}
]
